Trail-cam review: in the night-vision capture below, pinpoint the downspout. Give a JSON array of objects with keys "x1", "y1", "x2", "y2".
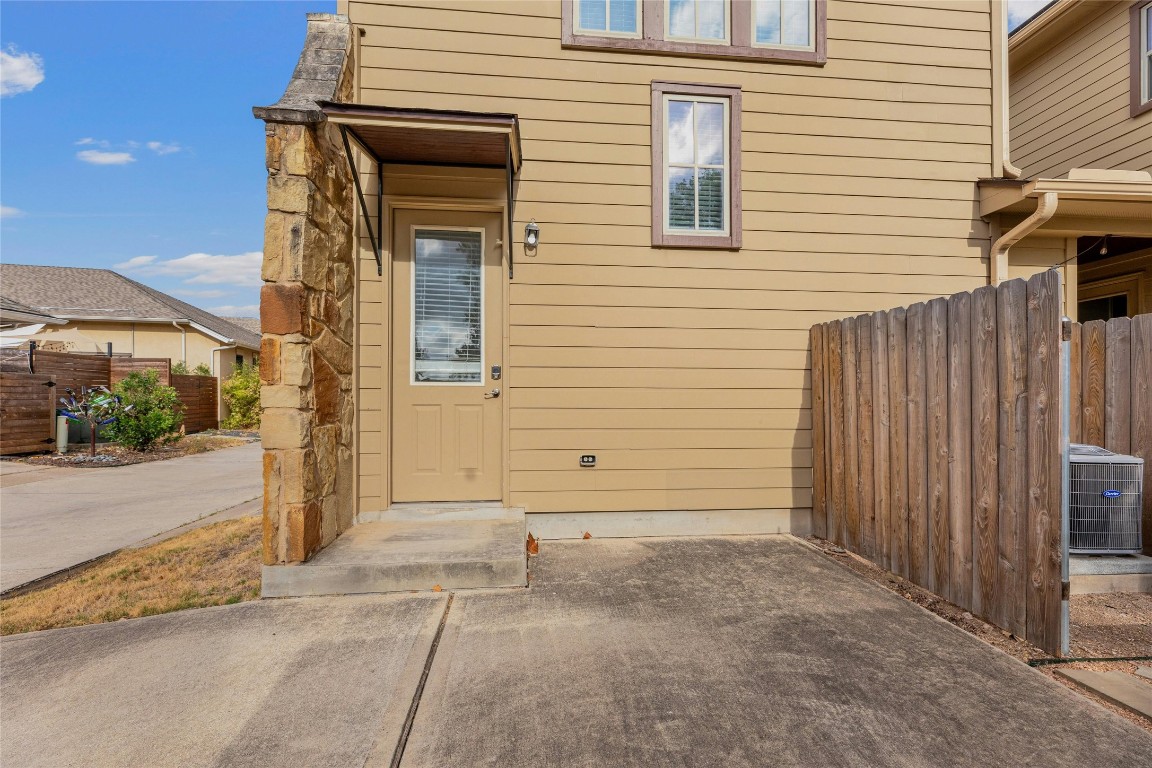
[
  {"x1": 209, "y1": 344, "x2": 237, "y2": 377},
  {"x1": 171, "y1": 321, "x2": 187, "y2": 364},
  {"x1": 990, "y1": 191, "x2": 1058, "y2": 284},
  {"x1": 994, "y1": 0, "x2": 1022, "y2": 179}
]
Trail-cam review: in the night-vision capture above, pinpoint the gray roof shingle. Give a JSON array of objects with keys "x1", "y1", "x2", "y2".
[{"x1": 0, "y1": 264, "x2": 260, "y2": 349}]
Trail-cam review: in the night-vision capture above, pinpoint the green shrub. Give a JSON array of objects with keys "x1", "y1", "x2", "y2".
[
  {"x1": 171, "y1": 361, "x2": 212, "y2": 376},
  {"x1": 221, "y1": 362, "x2": 260, "y2": 429},
  {"x1": 192, "y1": 363, "x2": 212, "y2": 376},
  {"x1": 105, "y1": 369, "x2": 184, "y2": 450},
  {"x1": 171, "y1": 361, "x2": 189, "y2": 375}
]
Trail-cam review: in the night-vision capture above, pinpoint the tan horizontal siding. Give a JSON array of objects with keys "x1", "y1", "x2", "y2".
[
  {"x1": 349, "y1": 0, "x2": 992, "y2": 516},
  {"x1": 1011, "y1": 2, "x2": 1151, "y2": 178}
]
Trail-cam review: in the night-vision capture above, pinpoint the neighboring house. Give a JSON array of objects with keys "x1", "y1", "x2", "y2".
[
  {"x1": 255, "y1": 0, "x2": 1031, "y2": 572},
  {"x1": 0, "y1": 265, "x2": 260, "y2": 416},
  {"x1": 980, "y1": 0, "x2": 1152, "y2": 318}
]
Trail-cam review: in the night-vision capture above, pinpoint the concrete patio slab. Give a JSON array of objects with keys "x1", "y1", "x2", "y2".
[
  {"x1": 0, "y1": 594, "x2": 446, "y2": 768},
  {"x1": 0, "y1": 442, "x2": 262, "y2": 592},
  {"x1": 1055, "y1": 669, "x2": 1152, "y2": 721},
  {"x1": 402, "y1": 536, "x2": 1152, "y2": 767}
]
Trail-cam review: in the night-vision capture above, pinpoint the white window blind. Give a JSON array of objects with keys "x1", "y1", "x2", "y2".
[
  {"x1": 413, "y1": 229, "x2": 483, "y2": 384},
  {"x1": 577, "y1": 0, "x2": 640, "y2": 35},
  {"x1": 665, "y1": 96, "x2": 728, "y2": 233}
]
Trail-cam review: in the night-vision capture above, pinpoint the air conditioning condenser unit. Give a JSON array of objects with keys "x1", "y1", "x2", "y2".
[{"x1": 1068, "y1": 444, "x2": 1143, "y2": 555}]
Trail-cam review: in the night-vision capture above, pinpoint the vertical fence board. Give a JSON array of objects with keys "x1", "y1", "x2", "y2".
[
  {"x1": 996, "y1": 278, "x2": 1028, "y2": 638},
  {"x1": 888, "y1": 307, "x2": 909, "y2": 579},
  {"x1": 1025, "y1": 271, "x2": 1062, "y2": 653},
  {"x1": 810, "y1": 324, "x2": 828, "y2": 539},
  {"x1": 1081, "y1": 320, "x2": 1106, "y2": 446},
  {"x1": 842, "y1": 317, "x2": 860, "y2": 552},
  {"x1": 857, "y1": 315, "x2": 876, "y2": 561},
  {"x1": 827, "y1": 321, "x2": 846, "y2": 547},
  {"x1": 1069, "y1": 323, "x2": 1082, "y2": 445},
  {"x1": 971, "y1": 285, "x2": 999, "y2": 622},
  {"x1": 1130, "y1": 315, "x2": 1152, "y2": 557},
  {"x1": 871, "y1": 311, "x2": 892, "y2": 572},
  {"x1": 925, "y1": 297, "x2": 951, "y2": 597},
  {"x1": 1104, "y1": 316, "x2": 1132, "y2": 454},
  {"x1": 947, "y1": 293, "x2": 973, "y2": 608},
  {"x1": 905, "y1": 303, "x2": 929, "y2": 586}
]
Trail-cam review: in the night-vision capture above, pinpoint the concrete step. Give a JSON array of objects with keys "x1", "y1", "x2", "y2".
[
  {"x1": 262, "y1": 510, "x2": 527, "y2": 597},
  {"x1": 1055, "y1": 669, "x2": 1152, "y2": 722},
  {"x1": 1069, "y1": 554, "x2": 1152, "y2": 594}
]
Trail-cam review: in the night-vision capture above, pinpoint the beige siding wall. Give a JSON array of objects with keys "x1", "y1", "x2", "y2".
[
  {"x1": 1007, "y1": 235, "x2": 1078, "y2": 314},
  {"x1": 1010, "y1": 1, "x2": 1152, "y2": 179},
  {"x1": 346, "y1": 0, "x2": 995, "y2": 519}
]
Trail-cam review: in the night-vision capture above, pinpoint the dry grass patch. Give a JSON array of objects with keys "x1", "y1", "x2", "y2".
[{"x1": 0, "y1": 516, "x2": 261, "y2": 635}]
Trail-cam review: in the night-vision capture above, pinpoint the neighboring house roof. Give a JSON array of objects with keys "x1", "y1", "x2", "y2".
[
  {"x1": 0, "y1": 264, "x2": 261, "y2": 350},
  {"x1": 1007, "y1": 0, "x2": 1100, "y2": 67},
  {"x1": 0, "y1": 294, "x2": 66, "y2": 325},
  {"x1": 222, "y1": 316, "x2": 261, "y2": 336}
]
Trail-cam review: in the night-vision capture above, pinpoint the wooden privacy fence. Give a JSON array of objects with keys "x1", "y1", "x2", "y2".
[
  {"x1": 1069, "y1": 314, "x2": 1152, "y2": 555},
  {"x1": 0, "y1": 349, "x2": 218, "y2": 454},
  {"x1": 0, "y1": 373, "x2": 56, "y2": 455},
  {"x1": 810, "y1": 271, "x2": 1064, "y2": 655},
  {"x1": 172, "y1": 374, "x2": 219, "y2": 433}
]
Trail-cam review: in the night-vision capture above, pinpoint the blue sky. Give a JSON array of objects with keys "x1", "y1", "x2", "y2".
[
  {"x1": 2, "y1": 1, "x2": 1044, "y2": 319},
  {"x1": 1, "y1": 1, "x2": 332, "y2": 317}
]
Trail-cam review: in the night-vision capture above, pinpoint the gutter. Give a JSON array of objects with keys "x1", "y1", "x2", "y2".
[
  {"x1": 171, "y1": 321, "x2": 187, "y2": 364},
  {"x1": 209, "y1": 344, "x2": 237, "y2": 377},
  {"x1": 994, "y1": 0, "x2": 1021, "y2": 179},
  {"x1": 990, "y1": 191, "x2": 1058, "y2": 284}
]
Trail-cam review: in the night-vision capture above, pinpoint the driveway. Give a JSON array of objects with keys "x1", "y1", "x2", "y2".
[
  {"x1": 0, "y1": 442, "x2": 262, "y2": 592},
  {"x1": 2, "y1": 536, "x2": 1150, "y2": 767}
]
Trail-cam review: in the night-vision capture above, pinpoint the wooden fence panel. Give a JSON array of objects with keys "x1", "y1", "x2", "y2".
[
  {"x1": 30, "y1": 350, "x2": 110, "y2": 395},
  {"x1": 971, "y1": 285, "x2": 998, "y2": 621},
  {"x1": 1069, "y1": 323, "x2": 1082, "y2": 445},
  {"x1": 887, "y1": 307, "x2": 909, "y2": 580},
  {"x1": 110, "y1": 357, "x2": 171, "y2": 386},
  {"x1": 1075, "y1": 313, "x2": 1152, "y2": 556},
  {"x1": 996, "y1": 278, "x2": 1028, "y2": 639},
  {"x1": 810, "y1": 272, "x2": 1065, "y2": 655},
  {"x1": 0, "y1": 373, "x2": 55, "y2": 455},
  {"x1": 810, "y1": 324, "x2": 828, "y2": 540},
  {"x1": 171, "y1": 374, "x2": 219, "y2": 434},
  {"x1": 1025, "y1": 271, "x2": 1062, "y2": 654},
  {"x1": 905, "y1": 302, "x2": 929, "y2": 586}
]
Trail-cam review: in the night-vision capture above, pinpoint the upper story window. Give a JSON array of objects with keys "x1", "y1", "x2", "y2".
[
  {"x1": 1134, "y1": 1, "x2": 1152, "y2": 117},
  {"x1": 575, "y1": 0, "x2": 640, "y2": 37},
  {"x1": 753, "y1": 0, "x2": 815, "y2": 50},
  {"x1": 667, "y1": 0, "x2": 729, "y2": 43},
  {"x1": 562, "y1": 0, "x2": 827, "y2": 65},
  {"x1": 651, "y1": 81, "x2": 742, "y2": 249}
]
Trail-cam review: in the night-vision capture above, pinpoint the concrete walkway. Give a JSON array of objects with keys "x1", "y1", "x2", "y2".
[
  {"x1": 2, "y1": 537, "x2": 1151, "y2": 767},
  {"x1": 0, "y1": 442, "x2": 262, "y2": 591}
]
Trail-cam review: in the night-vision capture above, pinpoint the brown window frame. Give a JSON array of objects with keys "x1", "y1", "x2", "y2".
[
  {"x1": 1133, "y1": 0, "x2": 1152, "y2": 117},
  {"x1": 651, "y1": 81, "x2": 742, "y2": 249},
  {"x1": 562, "y1": 0, "x2": 827, "y2": 66}
]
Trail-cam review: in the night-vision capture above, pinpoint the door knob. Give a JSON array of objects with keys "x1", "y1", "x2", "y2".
[{"x1": 484, "y1": 388, "x2": 501, "y2": 399}]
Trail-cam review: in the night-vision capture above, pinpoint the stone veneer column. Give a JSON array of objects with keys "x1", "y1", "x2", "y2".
[{"x1": 254, "y1": 14, "x2": 356, "y2": 564}]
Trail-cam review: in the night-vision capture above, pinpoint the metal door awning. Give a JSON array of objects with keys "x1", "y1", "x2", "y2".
[{"x1": 320, "y1": 102, "x2": 522, "y2": 277}]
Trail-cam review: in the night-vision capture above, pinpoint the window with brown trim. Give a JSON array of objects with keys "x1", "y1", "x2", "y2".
[
  {"x1": 651, "y1": 81, "x2": 742, "y2": 249},
  {"x1": 1133, "y1": 0, "x2": 1152, "y2": 117},
  {"x1": 562, "y1": 0, "x2": 827, "y2": 65}
]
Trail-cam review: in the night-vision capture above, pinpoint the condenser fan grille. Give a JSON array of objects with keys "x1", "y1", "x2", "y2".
[{"x1": 1068, "y1": 458, "x2": 1143, "y2": 555}]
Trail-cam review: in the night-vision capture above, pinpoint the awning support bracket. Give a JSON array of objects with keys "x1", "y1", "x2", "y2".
[
  {"x1": 506, "y1": 139, "x2": 516, "y2": 280},
  {"x1": 340, "y1": 125, "x2": 384, "y2": 276}
]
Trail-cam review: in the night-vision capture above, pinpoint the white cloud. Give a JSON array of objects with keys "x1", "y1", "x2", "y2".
[
  {"x1": 77, "y1": 149, "x2": 135, "y2": 165},
  {"x1": 116, "y1": 251, "x2": 263, "y2": 288},
  {"x1": 173, "y1": 288, "x2": 227, "y2": 299},
  {"x1": 208, "y1": 305, "x2": 259, "y2": 317},
  {"x1": 147, "y1": 141, "x2": 181, "y2": 155},
  {"x1": 1, "y1": 205, "x2": 25, "y2": 219},
  {"x1": 0, "y1": 45, "x2": 44, "y2": 97},
  {"x1": 1008, "y1": 0, "x2": 1050, "y2": 30},
  {"x1": 75, "y1": 137, "x2": 110, "y2": 148}
]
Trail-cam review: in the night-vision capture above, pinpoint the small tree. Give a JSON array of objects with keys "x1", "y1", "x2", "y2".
[
  {"x1": 60, "y1": 386, "x2": 127, "y2": 457},
  {"x1": 221, "y1": 362, "x2": 260, "y2": 429},
  {"x1": 105, "y1": 369, "x2": 184, "y2": 451}
]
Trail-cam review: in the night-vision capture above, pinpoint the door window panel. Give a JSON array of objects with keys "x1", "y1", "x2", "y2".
[{"x1": 413, "y1": 229, "x2": 483, "y2": 384}]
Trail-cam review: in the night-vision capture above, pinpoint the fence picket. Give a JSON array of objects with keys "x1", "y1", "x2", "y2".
[
  {"x1": 1081, "y1": 320, "x2": 1106, "y2": 446},
  {"x1": 971, "y1": 285, "x2": 998, "y2": 622},
  {"x1": 871, "y1": 311, "x2": 891, "y2": 572},
  {"x1": 948, "y1": 292, "x2": 973, "y2": 608},
  {"x1": 1104, "y1": 316, "x2": 1132, "y2": 454},
  {"x1": 857, "y1": 314, "x2": 876, "y2": 560},
  {"x1": 842, "y1": 317, "x2": 860, "y2": 552},
  {"x1": 905, "y1": 302, "x2": 929, "y2": 586},
  {"x1": 1130, "y1": 315, "x2": 1152, "y2": 556},
  {"x1": 810, "y1": 324, "x2": 828, "y2": 540},
  {"x1": 925, "y1": 297, "x2": 950, "y2": 598},
  {"x1": 887, "y1": 308, "x2": 909, "y2": 579}
]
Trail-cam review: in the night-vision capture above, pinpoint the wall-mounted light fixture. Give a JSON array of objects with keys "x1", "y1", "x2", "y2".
[{"x1": 525, "y1": 219, "x2": 540, "y2": 249}]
